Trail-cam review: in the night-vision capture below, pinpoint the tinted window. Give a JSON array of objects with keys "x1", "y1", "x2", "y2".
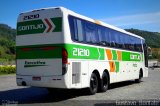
[
  {"x1": 129, "y1": 36, "x2": 135, "y2": 50},
  {"x1": 69, "y1": 16, "x2": 84, "y2": 42},
  {"x1": 104, "y1": 28, "x2": 111, "y2": 46},
  {"x1": 98, "y1": 26, "x2": 107, "y2": 45},
  {"x1": 69, "y1": 15, "x2": 143, "y2": 52},
  {"x1": 119, "y1": 33, "x2": 125, "y2": 49},
  {"x1": 85, "y1": 21, "x2": 99, "y2": 44}
]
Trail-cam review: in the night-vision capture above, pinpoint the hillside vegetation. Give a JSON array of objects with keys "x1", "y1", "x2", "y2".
[
  {"x1": 0, "y1": 24, "x2": 16, "y2": 61},
  {"x1": 125, "y1": 28, "x2": 160, "y2": 48}
]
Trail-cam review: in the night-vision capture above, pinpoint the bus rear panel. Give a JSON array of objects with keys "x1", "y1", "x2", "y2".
[{"x1": 16, "y1": 7, "x2": 70, "y2": 88}]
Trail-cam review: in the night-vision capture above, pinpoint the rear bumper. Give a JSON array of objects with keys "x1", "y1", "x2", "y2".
[{"x1": 16, "y1": 75, "x2": 68, "y2": 88}]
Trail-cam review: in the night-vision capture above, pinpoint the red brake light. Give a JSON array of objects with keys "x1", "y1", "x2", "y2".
[{"x1": 62, "y1": 48, "x2": 68, "y2": 64}]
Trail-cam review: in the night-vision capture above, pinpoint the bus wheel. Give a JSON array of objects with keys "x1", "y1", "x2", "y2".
[
  {"x1": 47, "y1": 88, "x2": 59, "y2": 93},
  {"x1": 88, "y1": 73, "x2": 98, "y2": 95},
  {"x1": 135, "y1": 70, "x2": 143, "y2": 83},
  {"x1": 100, "y1": 72, "x2": 109, "y2": 92}
]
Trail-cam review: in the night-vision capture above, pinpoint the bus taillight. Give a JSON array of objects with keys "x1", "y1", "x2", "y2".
[
  {"x1": 62, "y1": 48, "x2": 68, "y2": 64},
  {"x1": 62, "y1": 48, "x2": 68, "y2": 75}
]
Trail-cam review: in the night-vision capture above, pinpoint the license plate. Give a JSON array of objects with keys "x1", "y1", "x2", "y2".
[{"x1": 32, "y1": 76, "x2": 41, "y2": 81}]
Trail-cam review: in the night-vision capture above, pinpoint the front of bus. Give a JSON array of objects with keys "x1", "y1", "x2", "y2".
[{"x1": 16, "y1": 7, "x2": 69, "y2": 88}]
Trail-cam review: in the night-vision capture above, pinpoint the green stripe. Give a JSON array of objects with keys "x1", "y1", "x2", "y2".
[
  {"x1": 99, "y1": 48, "x2": 105, "y2": 60},
  {"x1": 112, "y1": 50, "x2": 117, "y2": 60},
  {"x1": 16, "y1": 45, "x2": 62, "y2": 59},
  {"x1": 16, "y1": 43, "x2": 142, "y2": 62},
  {"x1": 115, "y1": 62, "x2": 119, "y2": 72},
  {"x1": 16, "y1": 44, "x2": 105, "y2": 60},
  {"x1": 65, "y1": 44, "x2": 104, "y2": 60},
  {"x1": 122, "y1": 51, "x2": 142, "y2": 61},
  {"x1": 51, "y1": 17, "x2": 62, "y2": 32}
]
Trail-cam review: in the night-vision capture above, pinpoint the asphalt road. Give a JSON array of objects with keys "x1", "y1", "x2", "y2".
[{"x1": 0, "y1": 68, "x2": 160, "y2": 106}]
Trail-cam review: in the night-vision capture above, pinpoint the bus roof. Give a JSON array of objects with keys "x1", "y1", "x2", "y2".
[{"x1": 20, "y1": 6, "x2": 144, "y2": 40}]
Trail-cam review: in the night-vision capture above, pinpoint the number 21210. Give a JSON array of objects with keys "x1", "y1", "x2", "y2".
[{"x1": 73, "y1": 48, "x2": 90, "y2": 56}]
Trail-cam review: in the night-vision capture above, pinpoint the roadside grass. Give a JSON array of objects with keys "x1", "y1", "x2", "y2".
[
  {"x1": 0, "y1": 65, "x2": 16, "y2": 76},
  {"x1": 0, "y1": 73, "x2": 16, "y2": 76}
]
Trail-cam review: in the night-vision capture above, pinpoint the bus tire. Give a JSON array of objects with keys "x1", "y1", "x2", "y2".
[
  {"x1": 88, "y1": 73, "x2": 98, "y2": 95},
  {"x1": 47, "y1": 88, "x2": 59, "y2": 93},
  {"x1": 135, "y1": 70, "x2": 143, "y2": 83},
  {"x1": 100, "y1": 72, "x2": 109, "y2": 92}
]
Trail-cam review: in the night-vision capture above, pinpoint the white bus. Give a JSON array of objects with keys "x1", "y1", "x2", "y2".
[{"x1": 16, "y1": 7, "x2": 148, "y2": 95}]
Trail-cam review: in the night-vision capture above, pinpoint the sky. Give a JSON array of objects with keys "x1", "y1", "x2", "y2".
[{"x1": 0, "y1": 0, "x2": 160, "y2": 32}]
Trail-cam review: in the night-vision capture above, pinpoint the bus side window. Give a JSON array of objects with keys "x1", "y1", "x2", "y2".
[
  {"x1": 130, "y1": 37, "x2": 135, "y2": 51},
  {"x1": 134, "y1": 38, "x2": 141, "y2": 52},
  {"x1": 124, "y1": 34, "x2": 129, "y2": 50},
  {"x1": 69, "y1": 16, "x2": 84, "y2": 42},
  {"x1": 110, "y1": 30, "x2": 116, "y2": 47},
  {"x1": 104, "y1": 28, "x2": 111, "y2": 46},
  {"x1": 111, "y1": 41, "x2": 116, "y2": 47},
  {"x1": 97, "y1": 26, "x2": 106, "y2": 46},
  {"x1": 84, "y1": 21, "x2": 99, "y2": 44},
  {"x1": 119, "y1": 33, "x2": 125, "y2": 49},
  {"x1": 75, "y1": 19, "x2": 84, "y2": 42},
  {"x1": 115, "y1": 31, "x2": 122, "y2": 48},
  {"x1": 69, "y1": 16, "x2": 77, "y2": 41}
]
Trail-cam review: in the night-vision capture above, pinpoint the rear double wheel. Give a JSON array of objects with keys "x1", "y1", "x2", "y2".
[
  {"x1": 88, "y1": 73, "x2": 98, "y2": 95},
  {"x1": 100, "y1": 72, "x2": 109, "y2": 92}
]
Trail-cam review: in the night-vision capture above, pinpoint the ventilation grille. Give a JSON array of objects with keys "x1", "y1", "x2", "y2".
[{"x1": 72, "y1": 62, "x2": 81, "y2": 84}]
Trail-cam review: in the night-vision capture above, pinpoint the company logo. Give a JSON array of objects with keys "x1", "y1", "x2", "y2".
[
  {"x1": 18, "y1": 24, "x2": 44, "y2": 31},
  {"x1": 24, "y1": 61, "x2": 47, "y2": 67},
  {"x1": 130, "y1": 54, "x2": 141, "y2": 61},
  {"x1": 17, "y1": 17, "x2": 62, "y2": 35}
]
